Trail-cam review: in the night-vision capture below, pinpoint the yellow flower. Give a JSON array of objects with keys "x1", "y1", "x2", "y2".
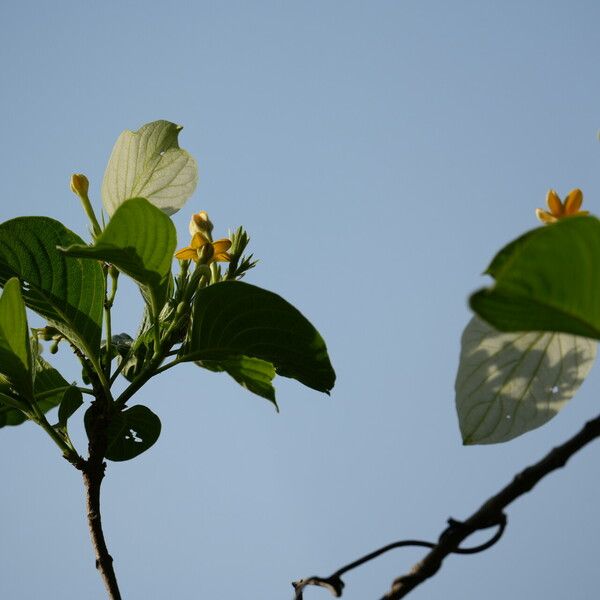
[
  {"x1": 535, "y1": 189, "x2": 589, "y2": 224},
  {"x1": 175, "y1": 232, "x2": 231, "y2": 264}
]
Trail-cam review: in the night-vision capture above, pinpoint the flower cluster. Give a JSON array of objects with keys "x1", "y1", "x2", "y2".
[{"x1": 175, "y1": 211, "x2": 231, "y2": 264}]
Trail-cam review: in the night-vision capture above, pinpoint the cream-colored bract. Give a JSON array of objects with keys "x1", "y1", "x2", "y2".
[
  {"x1": 455, "y1": 316, "x2": 596, "y2": 445},
  {"x1": 101, "y1": 120, "x2": 198, "y2": 217}
]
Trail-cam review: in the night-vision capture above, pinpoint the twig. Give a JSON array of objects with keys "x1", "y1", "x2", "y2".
[{"x1": 293, "y1": 411, "x2": 600, "y2": 599}]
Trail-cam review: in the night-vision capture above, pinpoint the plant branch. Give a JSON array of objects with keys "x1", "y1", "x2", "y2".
[
  {"x1": 114, "y1": 298, "x2": 192, "y2": 408},
  {"x1": 79, "y1": 400, "x2": 122, "y2": 600},
  {"x1": 114, "y1": 352, "x2": 164, "y2": 409},
  {"x1": 34, "y1": 385, "x2": 95, "y2": 400},
  {"x1": 293, "y1": 520, "x2": 505, "y2": 598},
  {"x1": 103, "y1": 265, "x2": 119, "y2": 381},
  {"x1": 81, "y1": 458, "x2": 122, "y2": 600},
  {"x1": 29, "y1": 403, "x2": 81, "y2": 465},
  {"x1": 294, "y1": 411, "x2": 600, "y2": 599},
  {"x1": 153, "y1": 356, "x2": 186, "y2": 376}
]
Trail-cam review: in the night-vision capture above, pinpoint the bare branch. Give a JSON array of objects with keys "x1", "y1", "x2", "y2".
[
  {"x1": 293, "y1": 520, "x2": 505, "y2": 598},
  {"x1": 294, "y1": 411, "x2": 600, "y2": 599}
]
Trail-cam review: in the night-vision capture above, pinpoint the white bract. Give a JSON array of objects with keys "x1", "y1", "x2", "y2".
[
  {"x1": 455, "y1": 316, "x2": 596, "y2": 444},
  {"x1": 102, "y1": 120, "x2": 198, "y2": 217}
]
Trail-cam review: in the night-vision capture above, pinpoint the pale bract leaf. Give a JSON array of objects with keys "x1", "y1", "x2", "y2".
[
  {"x1": 101, "y1": 120, "x2": 198, "y2": 216},
  {"x1": 455, "y1": 316, "x2": 596, "y2": 445}
]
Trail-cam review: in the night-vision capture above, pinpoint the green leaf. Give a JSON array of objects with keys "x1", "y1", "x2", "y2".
[
  {"x1": 0, "y1": 278, "x2": 33, "y2": 398},
  {"x1": 57, "y1": 386, "x2": 83, "y2": 429},
  {"x1": 34, "y1": 353, "x2": 72, "y2": 405},
  {"x1": 0, "y1": 217, "x2": 104, "y2": 358},
  {"x1": 181, "y1": 281, "x2": 335, "y2": 394},
  {"x1": 455, "y1": 316, "x2": 596, "y2": 444},
  {"x1": 470, "y1": 216, "x2": 600, "y2": 339},
  {"x1": 0, "y1": 351, "x2": 76, "y2": 429},
  {"x1": 0, "y1": 371, "x2": 29, "y2": 427},
  {"x1": 0, "y1": 397, "x2": 28, "y2": 427},
  {"x1": 60, "y1": 198, "x2": 176, "y2": 315},
  {"x1": 197, "y1": 356, "x2": 277, "y2": 406},
  {"x1": 102, "y1": 120, "x2": 198, "y2": 217},
  {"x1": 93, "y1": 405, "x2": 161, "y2": 462}
]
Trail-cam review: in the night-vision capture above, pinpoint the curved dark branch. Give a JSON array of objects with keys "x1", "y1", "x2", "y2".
[
  {"x1": 294, "y1": 411, "x2": 600, "y2": 600},
  {"x1": 292, "y1": 519, "x2": 505, "y2": 599},
  {"x1": 293, "y1": 540, "x2": 437, "y2": 599},
  {"x1": 383, "y1": 412, "x2": 600, "y2": 599}
]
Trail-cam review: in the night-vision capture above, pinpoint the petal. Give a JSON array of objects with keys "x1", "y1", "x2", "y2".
[
  {"x1": 213, "y1": 252, "x2": 231, "y2": 263},
  {"x1": 191, "y1": 232, "x2": 210, "y2": 249},
  {"x1": 174, "y1": 246, "x2": 198, "y2": 260},
  {"x1": 546, "y1": 190, "x2": 563, "y2": 216},
  {"x1": 564, "y1": 189, "x2": 583, "y2": 214},
  {"x1": 212, "y1": 239, "x2": 232, "y2": 255},
  {"x1": 535, "y1": 208, "x2": 557, "y2": 224}
]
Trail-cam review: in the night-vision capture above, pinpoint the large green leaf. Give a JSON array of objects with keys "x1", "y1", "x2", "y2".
[
  {"x1": 101, "y1": 120, "x2": 198, "y2": 217},
  {"x1": 197, "y1": 355, "x2": 277, "y2": 406},
  {"x1": 61, "y1": 198, "x2": 176, "y2": 315},
  {"x1": 0, "y1": 217, "x2": 104, "y2": 358},
  {"x1": 181, "y1": 281, "x2": 335, "y2": 394},
  {"x1": 470, "y1": 216, "x2": 600, "y2": 339},
  {"x1": 455, "y1": 316, "x2": 596, "y2": 444},
  {"x1": 0, "y1": 278, "x2": 33, "y2": 399},
  {"x1": 85, "y1": 404, "x2": 161, "y2": 462}
]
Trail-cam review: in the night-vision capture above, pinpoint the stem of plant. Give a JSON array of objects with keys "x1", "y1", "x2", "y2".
[
  {"x1": 30, "y1": 404, "x2": 80, "y2": 464},
  {"x1": 80, "y1": 383, "x2": 123, "y2": 600},
  {"x1": 104, "y1": 265, "x2": 119, "y2": 381},
  {"x1": 82, "y1": 458, "x2": 122, "y2": 600},
  {"x1": 34, "y1": 385, "x2": 95, "y2": 400}
]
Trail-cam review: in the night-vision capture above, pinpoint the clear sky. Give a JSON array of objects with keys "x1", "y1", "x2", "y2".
[{"x1": 1, "y1": 2, "x2": 600, "y2": 599}]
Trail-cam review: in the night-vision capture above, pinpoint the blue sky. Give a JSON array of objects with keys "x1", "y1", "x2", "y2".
[{"x1": 1, "y1": 2, "x2": 600, "y2": 599}]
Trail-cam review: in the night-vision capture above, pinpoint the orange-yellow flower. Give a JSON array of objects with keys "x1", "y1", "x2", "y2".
[
  {"x1": 536, "y1": 189, "x2": 589, "y2": 224},
  {"x1": 175, "y1": 232, "x2": 231, "y2": 264}
]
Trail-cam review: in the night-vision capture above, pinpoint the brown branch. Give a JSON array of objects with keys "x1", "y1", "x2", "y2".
[
  {"x1": 79, "y1": 401, "x2": 122, "y2": 600},
  {"x1": 294, "y1": 411, "x2": 600, "y2": 600},
  {"x1": 82, "y1": 459, "x2": 122, "y2": 600}
]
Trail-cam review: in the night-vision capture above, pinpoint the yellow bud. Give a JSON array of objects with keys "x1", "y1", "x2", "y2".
[
  {"x1": 189, "y1": 211, "x2": 214, "y2": 236},
  {"x1": 70, "y1": 173, "x2": 90, "y2": 197}
]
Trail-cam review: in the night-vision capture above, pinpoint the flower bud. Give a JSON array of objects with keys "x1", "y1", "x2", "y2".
[
  {"x1": 189, "y1": 211, "x2": 214, "y2": 236},
  {"x1": 70, "y1": 173, "x2": 90, "y2": 198},
  {"x1": 196, "y1": 242, "x2": 215, "y2": 264}
]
